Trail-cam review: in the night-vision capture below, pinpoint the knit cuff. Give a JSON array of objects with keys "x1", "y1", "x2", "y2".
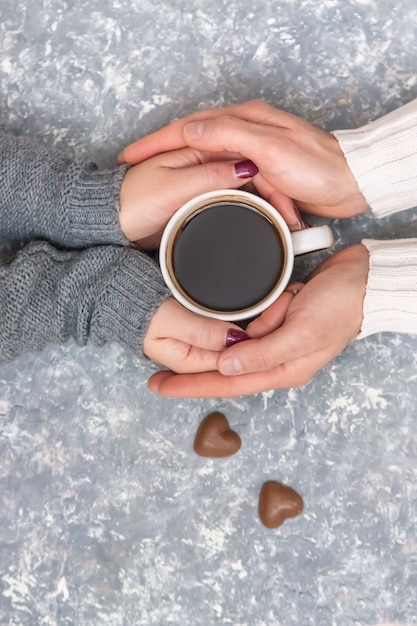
[
  {"x1": 0, "y1": 128, "x2": 133, "y2": 248},
  {"x1": 332, "y1": 99, "x2": 417, "y2": 218},
  {"x1": 64, "y1": 161, "x2": 131, "y2": 247},
  {"x1": 93, "y1": 249, "x2": 171, "y2": 356},
  {"x1": 358, "y1": 238, "x2": 417, "y2": 338}
]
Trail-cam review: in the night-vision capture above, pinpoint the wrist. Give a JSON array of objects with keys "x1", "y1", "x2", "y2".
[
  {"x1": 332, "y1": 138, "x2": 369, "y2": 215},
  {"x1": 95, "y1": 248, "x2": 170, "y2": 355},
  {"x1": 315, "y1": 244, "x2": 368, "y2": 339},
  {"x1": 0, "y1": 128, "x2": 131, "y2": 247},
  {"x1": 119, "y1": 165, "x2": 140, "y2": 242},
  {"x1": 65, "y1": 161, "x2": 131, "y2": 247}
]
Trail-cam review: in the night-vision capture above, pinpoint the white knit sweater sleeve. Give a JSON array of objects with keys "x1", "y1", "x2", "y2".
[
  {"x1": 332, "y1": 99, "x2": 417, "y2": 218},
  {"x1": 332, "y1": 99, "x2": 417, "y2": 337},
  {"x1": 358, "y1": 239, "x2": 417, "y2": 337}
]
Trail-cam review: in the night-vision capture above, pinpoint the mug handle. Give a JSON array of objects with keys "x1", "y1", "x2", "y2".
[{"x1": 291, "y1": 225, "x2": 334, "y2": 256}]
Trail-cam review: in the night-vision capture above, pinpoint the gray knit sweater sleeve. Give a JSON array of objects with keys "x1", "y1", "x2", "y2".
[
  {"x1": 0, "y1": 241, "x2": 170, "y2": 361},
  {"x1": 0, "y1": 126, "x2": 172, "y2": 360},
  {"x1": 0, "y1": 127, "x2": 130, "y2": 247}
]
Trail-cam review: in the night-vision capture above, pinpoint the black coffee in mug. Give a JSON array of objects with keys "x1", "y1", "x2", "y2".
[
  {"x1": 172, "y1": 201, "x2": 284, "y2": 312},
  {"x1": 161, "y1": 190, "x2": 333, "y2": 321}
]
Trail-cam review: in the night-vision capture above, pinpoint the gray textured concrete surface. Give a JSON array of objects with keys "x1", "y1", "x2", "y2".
[{"x1": 1, "y1": 1, "x2": 417, "y2": 625}]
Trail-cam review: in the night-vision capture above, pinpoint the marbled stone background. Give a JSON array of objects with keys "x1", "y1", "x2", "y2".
[{"x1": 1, "y1": 1, "x2": 417, "y2": 625}]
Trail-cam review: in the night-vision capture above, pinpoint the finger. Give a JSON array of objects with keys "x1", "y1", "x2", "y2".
[
  {"x1": 152, "y1": 146, "x2": 244, "y2": 168},
  {"x1": 183, "y1": 117, "x2": 281, "y2": 164},
  {"x1": 117, "y1": 100, "x2": 290, "y2": 165},
  {"x1": 148, "y1": 368, "x2": 286, "y2": 398},
  {"x1": 148, "y1": 353, "x2": 318, "y2": 397},
  {"x1": 145, "y1": 300, "x2": 249, "y2": 374},
  {"x1": 147, "y1": 369, "x2": 283, "y2": 397},
  {"x1": 117, "y1": 105, "x2": 244, "y2": 165},
  {"x1": 148, "y1": 370, "x2": 176, "y2": 392},
  {"x1": 285, "y1": 281, "x2": 305, "y2": 294},
  {"x1": 148, "y1": 339, "x2": 223, "y2": 374},
  {"x1": 160, "y1": 157, "x2": 258, "y2": 205},
  {"x1": 117, "y1": 125, "x2": 182, "y2": 165},
  {"x1": 145, "y1": 299, "x2": 248, "y2": 352},
  {"x1": 217, "y1": 315, "x2": 315, "y2": 376}
]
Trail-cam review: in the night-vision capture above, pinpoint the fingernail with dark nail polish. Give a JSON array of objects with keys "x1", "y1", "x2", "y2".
[
  {"x1": 234, "y1": 159, "x2": 259, "y2": 179},
  {"x1": 225, "y1": 329, "x2": 250, "y2": 348}
]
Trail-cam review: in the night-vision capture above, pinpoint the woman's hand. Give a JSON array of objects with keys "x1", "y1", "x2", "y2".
[
  {"x1": 147, "y1": 244, "x2": 369, "y2": 397},
  {"x1": 118, "y1": 100, "x2": 368, "y2": 221},
  {"x1": 143, "y1": 297, "x2": 249, "y2": 374},
  {"x1": 118, "y1": 146, "x2": 262, "y2": 248}
]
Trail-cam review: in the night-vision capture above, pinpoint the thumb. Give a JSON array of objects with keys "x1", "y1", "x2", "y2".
[
  {"x1": 217, "y1": 315, "x2": 310, "y2": 377},
  {"x1": 183, "y1": 117, "x2": 275, "y2": 164}
]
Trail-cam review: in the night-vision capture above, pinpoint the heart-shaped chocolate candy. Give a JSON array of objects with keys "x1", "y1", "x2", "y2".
[
  {"x1": 193, "y1": 411, "x2": 241, "y2": 458},
  {"x1": 258, "y1": 480, "x2": 304, "y2": 529}
]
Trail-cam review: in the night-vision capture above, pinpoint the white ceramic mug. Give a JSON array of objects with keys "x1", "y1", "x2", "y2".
[{"x1": 160, "y1": 189, "x2": 334, "y2": 321}]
